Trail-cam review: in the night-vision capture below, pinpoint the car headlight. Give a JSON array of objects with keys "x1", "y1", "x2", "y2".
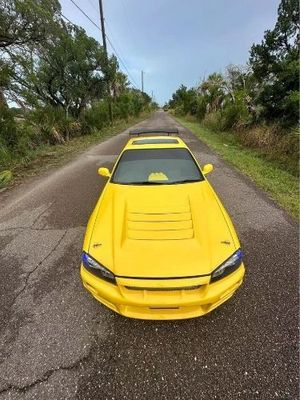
[
  {"x1": 81, "y1": 252, "x2": 116, "y2": 284},
  {"x1": 211, "y1": 249, "x2": 243, "y2": 283}
]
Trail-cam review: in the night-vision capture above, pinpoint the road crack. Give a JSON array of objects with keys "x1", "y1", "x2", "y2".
[
  {"x1": 11, "y1": 229, "x2": 68, "y2": 307},
  {"x1": 0, "y1": 226, "x2": 61, "y2": 233},
  {"x1": 0, "y1": 350, "x2": 90, "y2": 395},
  {"x1": 0, "y1": 202, "x2": 55, "y2": 233}
]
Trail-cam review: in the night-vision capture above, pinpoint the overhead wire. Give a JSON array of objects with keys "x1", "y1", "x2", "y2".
[
  {"x1": 105, "y1": 35, "x2": 139, "y2": 89},
  {"x1": 65, "y1": 0, "x2": 139, "y2": 89},
  {"x1": 69, "y1": 0, "x2": 101, "y2": 31},
  {"x1": 60, "y1": 12, "x2": 76, "y2": 26}
]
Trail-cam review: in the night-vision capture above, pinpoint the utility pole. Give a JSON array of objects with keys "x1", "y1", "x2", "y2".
[
  {"x1": 98, "y1": 0, "x2": 113, "y2": 124},
  {"x1": 141, "y1": 70, "x2": 144, "y2": 93}
]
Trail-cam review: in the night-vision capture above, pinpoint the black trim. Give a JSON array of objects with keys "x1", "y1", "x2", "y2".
[
  {"x1": 132, "y1": 138, "x2": 179, "y2": 145},
  {"x1": 115, "y1": 273, "x2": 211, "y2": 280},
  {"x1": 129, "y1": 128, "x2": 179, "y2": 136},
  {"x1": 110, "y1": 180, "x2": 203, "y2": 186}
]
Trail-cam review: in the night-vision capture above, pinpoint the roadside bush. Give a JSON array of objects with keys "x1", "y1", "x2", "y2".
[
  {"x1": 84, "y1": 101, "x2": 110, "y2": 132},
  {"x1": 220, "y1": 100, "x2": 251, "y2": 131},
  {"x1": 69, "y1": 121, "x2": 83, "y2": 137},
  {"x1": 14, "y1": 124, "x2": 40, "y2": 155},
  {"x1": 196, "y1": 97, "x2": 207, "y2": 121},
  {"x1": 202, "y1": 112, "x2": 223, "y2": 132},
  {"x1": 239, "y1": 124, "x2": 299, "y2": 176},
  {"x1": 30, "y1": 106, "x2": 74, "y2": 143},
  {"x1": 0, "y1": 140, "x2": 11, "y2": 168},
  {"x1": 0, "y1": 106, "x2": 18, "y2": 149},
  {"x1": 113, "y1": 91, "x2": 153, "y2": 120},
  {"x1": 0, "y1": 170, "x2": 12, "y2": 187},
  {"x1": 239, "y1": 125, "x2": 280, "y2": 148},
  {"x1": 0, "y1": 107, "x2": 39, "y2": 166},
  {"x1": 174, "y1": 105, "x2": 185, "y2": 116},
  {"x1": 130, "y1": 92, "x2": 145, "y2": 116},
  {"x1": 113, "y1": 93, "x2": 132, "y2": 120}
]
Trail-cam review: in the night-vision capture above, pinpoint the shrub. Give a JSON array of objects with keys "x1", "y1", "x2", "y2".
[
  {"x1": 0, "y1": 106, "x2": 18, "y2": 149},
  {"x1": 0, "y1": 140, "x2": 11, "y2": 169},
  {"x1": 238, "y1": 124, "x2": 299, "y2": 176},
  {"x1": 113, "y1": 93, "x2": 131, "y2": 120},
  {"x1": 219, "y1": 92, "x2": 252, "y2": 131},
  {"x1": 14, "y1": 124, "x2": 39, "y2": 155},
  {"x1": 196, "y1": 97, "x2": 207, "y2": 121},
  {"x1": 220, "y1": 104, "x2": 241, "y2": 130},
  {"x1": 30, "y1": 106, "x2": 74, "y2": 143},
  {"x1": 84, "y1": 101, "x2": 110, "y2": 131},
  {"x1": 202, "y1": 112, "x2": 223, "y2": 132},
  {"x1": 174, "y1": 105, "x2": 185, "y2": 116},
  {"x1": 0, "y1": 170, "x2": 12, "y2": 187}
]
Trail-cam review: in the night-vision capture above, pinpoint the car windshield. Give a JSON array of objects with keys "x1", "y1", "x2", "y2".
[{"x1": 111, "y1": 148, "x2": 204, "y2": 185}]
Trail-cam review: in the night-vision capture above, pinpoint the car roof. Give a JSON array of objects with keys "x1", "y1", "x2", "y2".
[{"x1": 124, "y1": 136, "x2": 188, "y2": 150}]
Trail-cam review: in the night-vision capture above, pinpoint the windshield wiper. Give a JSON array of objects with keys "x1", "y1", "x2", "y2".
[
  {"x1": 169, "y1": 179, "x2": 201, "y2": 184},
  {"x1": 120, "y1": 181, "x2": 167, "y2": 185},
  {"x1": 115, "y1": 179, "x2": 201, "y2": 185}
]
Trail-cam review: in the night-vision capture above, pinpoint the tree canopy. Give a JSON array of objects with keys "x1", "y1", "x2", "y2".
[
  {"x1": 0, "y1": 0, "x2": 154, "y2": 159},
  {"x1": 0, "y1": 0, "x2": 61, "y2": 48},
  {"x1": 168, "y1": 0, "x2": 299, "y2": 128},
  {"x1": 249, "y1": 0, "x2": 299, "y2": 125}
]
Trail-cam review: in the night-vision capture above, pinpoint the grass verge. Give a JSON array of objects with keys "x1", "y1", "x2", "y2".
[
  {"x1": 0, "y1": 113, "x2": 150, "y2": 190},
  {"x1": 176, "y1": 115, "x2": 299, "y2": 219}
]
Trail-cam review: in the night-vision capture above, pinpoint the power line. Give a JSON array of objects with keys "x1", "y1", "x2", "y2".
[
  {"x1": 69, "y1": 0, "x2": 101, "y2": 31},
  {"x1": 60, "y1": 12, "x2": 76, "y2": 26},
  {"x1": 105, "y1": 35, "x2": 139, "y2": 88},
  {"x1": 103, "y1": 19, "x2": 139, "y2": 87},
  {"x1": 66, "y1": 0, "x2": 139, "y2": 89}
]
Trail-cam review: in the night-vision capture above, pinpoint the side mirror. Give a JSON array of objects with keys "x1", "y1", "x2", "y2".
[
  {"x1": 98, "y1": 167, "x2": 111, "y2": 178},
  {"x1": 202, "y1": 163, "x2": 214, "y2": 175}
]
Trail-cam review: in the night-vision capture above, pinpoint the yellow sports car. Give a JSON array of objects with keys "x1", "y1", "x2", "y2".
[{"x1": 80, "y1": 129, "x2": 245, "y2": 320}]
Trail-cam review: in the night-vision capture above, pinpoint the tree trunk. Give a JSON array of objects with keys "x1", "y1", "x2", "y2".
[
  {"x1": 0, "y1": 88, "x2": 8, "y2": 109},
  {"x1": 65, "y1": 105, "x2": 70, "y2": 142}
]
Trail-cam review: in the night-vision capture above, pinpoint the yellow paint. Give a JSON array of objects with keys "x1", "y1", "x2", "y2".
[
  {"x1": 148, "y1": 172, "x2": 169, "y2": 181},
  {"x1": 81, "y1": 135, "x2": 245, "y2": 319}
]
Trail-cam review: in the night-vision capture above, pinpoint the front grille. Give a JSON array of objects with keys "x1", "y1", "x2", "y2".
[{"x1": 124, "y1": 285, "x2": 202, "y2": 291}]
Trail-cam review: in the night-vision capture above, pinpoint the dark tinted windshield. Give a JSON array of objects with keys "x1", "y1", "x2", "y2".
[{"x1": 111, "y1": 148, "x2": 204, "y2": 185}]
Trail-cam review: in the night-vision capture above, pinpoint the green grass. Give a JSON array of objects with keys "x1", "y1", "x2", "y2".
[
  {"x1": 0, "y1": 113, "x2": 150, "y2": 190},
  {"x1": 176, "y1": 115, "x2": 299, "y2": 219}
]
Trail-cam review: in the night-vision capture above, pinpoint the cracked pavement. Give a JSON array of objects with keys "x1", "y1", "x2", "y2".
[{"x1": 0, "y1": 111, "x2": 298, "y2": 399}]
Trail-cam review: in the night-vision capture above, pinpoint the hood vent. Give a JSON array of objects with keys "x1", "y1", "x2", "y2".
[{"x1": 127, "y1": 203, "x2": 194, "y2": 240}]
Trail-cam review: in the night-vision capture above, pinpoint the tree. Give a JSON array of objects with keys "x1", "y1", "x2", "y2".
[
  {"x1": 0, "y1": 0, "x2": 62, "y2": 107},
  {"x1": 169, "y1": 85, "x2": 198, "y2": 114},
  {"x1": 111, "y1": 71, "x2": 129, "y2": 100},
  {"x1": 8, "y1": 23, "x2": 113, "y2": 118},
  {"x1": 198, "y1": 73, "x2": 226, "y2": 112},
  {"x1": 249, "y1": 0, "x2": 299, "y2": 125},
  {"x1": 0, "y1": 0, "x2": 61, "y2": 49}
]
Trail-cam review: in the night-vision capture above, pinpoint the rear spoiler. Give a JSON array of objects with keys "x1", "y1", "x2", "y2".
[{"x1": 129, "y1": 128, "x2": 179, "y2": 136}]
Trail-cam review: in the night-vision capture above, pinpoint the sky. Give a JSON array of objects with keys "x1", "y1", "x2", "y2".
[{"x1": 60, "y1": 0, "x2": 280, "y2": 105}]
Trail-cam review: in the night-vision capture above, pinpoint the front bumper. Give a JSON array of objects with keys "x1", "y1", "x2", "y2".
[{"x1": 80, "y1": 263, "x2": 245, "y2": 320}]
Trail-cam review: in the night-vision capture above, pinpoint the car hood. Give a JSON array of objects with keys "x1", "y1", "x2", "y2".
[{"x1": 88, "y1": 182, "x2": 237, "y2": 278}]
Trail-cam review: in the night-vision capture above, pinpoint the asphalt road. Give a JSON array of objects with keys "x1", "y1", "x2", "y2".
[{"x1": 0, "y1": 111, "x2": 298, "y2": 400}]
